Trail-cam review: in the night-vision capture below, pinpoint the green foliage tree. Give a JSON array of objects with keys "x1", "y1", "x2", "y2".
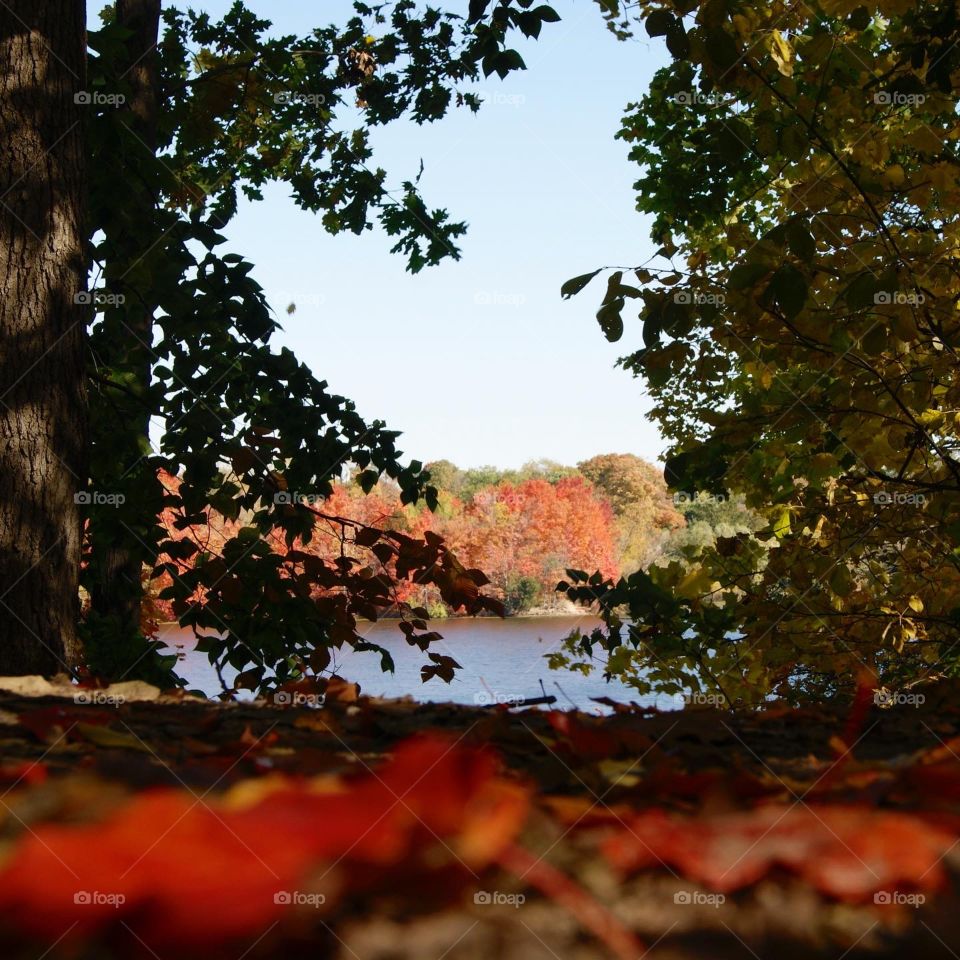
[
  {"x1": 423, "y1": 460, "x2": 465, "y2": 497},
  {"x1": 426, "y1": 458, "x2": 579, "y2": 501},
  {"x1": 3, "y1": 0, "x2": 560, "y2": 690},
  {"x1": 560, "y1": 0, "x2": 960, "y2": 705},
  {"x1": 660, "y1": 492, "x2": 765, "y2": 562}
]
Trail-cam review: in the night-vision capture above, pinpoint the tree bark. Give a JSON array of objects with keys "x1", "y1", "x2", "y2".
[
  {"x1": 0, "y1": 1, "x2": 87, "y2": 674},
  {"x1": 88, "y1": 0, "x2": 161, "y2": 640}
]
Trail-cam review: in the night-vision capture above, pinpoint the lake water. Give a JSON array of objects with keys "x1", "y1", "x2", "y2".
[{"x1": 158, "y1": 615, "x2": 678, "y2": 714}]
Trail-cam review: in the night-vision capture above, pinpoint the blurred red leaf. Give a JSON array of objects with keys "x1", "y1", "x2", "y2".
[
  {"x1": 0, "y1": 735, "x2": 529, "y2": 948},
  {"x1": 0, "y1": 761, "x2": 46, "y2": 788},
  {"x1": 18, "y1": 706, "x2": 113, "y2": 744},
  {"x1": 602, "y1": 804, "x2": 955, "y2": 900},
  {"x1": 547, "y1": 711, "x2": 653, "y2": 761}
]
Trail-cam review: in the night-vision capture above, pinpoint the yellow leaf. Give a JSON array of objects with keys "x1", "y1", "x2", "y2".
[
  {"x1": 675, "y1": 565, "x2": 716, "y2": 600},
  {"x1": 883, "y1": 164, "x2": 905, "y2": 187},
  {"x1": 917, "y1": 408, "x2": 943, "y2": 427},
  {"x1": 598, "y1": 759, "x2": 642, "y2": 788},
  {"x1": 911, "y1": 128, "x2": 944, "y2": 154},
  {"x1": 926, "y1": 163, "x2": 955, "y2": 191},
  {"x1": 76, "y1": 723, "x2": 152, "y2": 752},
  {"x1": 773, "y1": 507, "x2": 791, "y2": 538},
  {"x1": 768, "y1": 30, "x2": 794, "y2": 77}
]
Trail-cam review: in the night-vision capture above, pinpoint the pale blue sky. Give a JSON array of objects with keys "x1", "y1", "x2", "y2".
[{"x1": 89, "y1": 1, "x2": 669, "y2": 470}]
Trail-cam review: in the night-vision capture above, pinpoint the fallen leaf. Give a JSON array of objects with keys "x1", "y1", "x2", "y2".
[{"x1": 602, "y1": 805, "x2": 955, "y2": 900}]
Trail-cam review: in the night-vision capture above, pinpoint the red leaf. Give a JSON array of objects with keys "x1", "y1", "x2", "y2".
[
  {"x1": 18, "y1": 707, "x2": 113, "y2": 744},
  {"x1": 0, "y1": 761, "x2": 46, "y2": 788},
  {"x1": 547, "y1": 711, "x2": 615, "y2": 759},
  {"x1": 602, "y1": 805, "x2": 955, "y2": 900},
  {"x1": 0, "y1": 735, "x2": 530, "y2": 948}
]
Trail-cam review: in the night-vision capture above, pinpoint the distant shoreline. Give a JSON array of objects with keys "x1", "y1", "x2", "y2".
[{"x1": 156, "y1": 606, "x2": 591, "y2": 631}]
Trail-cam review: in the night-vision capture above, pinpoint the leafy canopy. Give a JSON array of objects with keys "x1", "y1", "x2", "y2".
[
  {"x1": 81, "y1": 0, "x2": 557, "y2": 692},
  {"x1": 560, "y1": 0, "x2": 960, "y2": 705}
]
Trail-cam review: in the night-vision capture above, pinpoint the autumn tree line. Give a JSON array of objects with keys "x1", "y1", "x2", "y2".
[{"x1": 148, "y1": 454, "x2": 759, "y2": 626}]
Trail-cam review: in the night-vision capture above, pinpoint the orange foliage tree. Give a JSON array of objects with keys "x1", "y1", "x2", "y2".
[
  {"x1": 297, "y1": 470, "x2": 622, "y2": 615},
  {"x1": 154, "y1": 467, "x2": 624, "y2": 625},
  {"x1": 149, "y1": 471, "x2": 501, "y2": 691},
  {"x1": 434, "y1": 477, "x2": 621, "y2": 613}
]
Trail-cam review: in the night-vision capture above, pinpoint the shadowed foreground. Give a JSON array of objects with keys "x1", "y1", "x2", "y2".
[{"x1": 0, "y1": 678, "x2": 958, "y2": 958}]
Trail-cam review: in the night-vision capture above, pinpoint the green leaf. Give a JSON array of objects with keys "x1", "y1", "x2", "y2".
[
  {"x1": 597, "y1": 298, "x2": 625, "y2": 342},
  {"x1": 785, "y1": 219, "x2": 816, "y2": 262},
  {"x1": 468, "y1": 0, "x2": 493, "y2": 22},
  {"x1": 766, "y1": 263, "x2": 808, "y2": 319},
  {"x1": 727, "y1": 261, "x2": 770, "y2": 291},
  {"x1": 532, "y1": 5, "x2": 561, "y2": 23},
  {"x1": 665, "y1": 22, "x2": 690, "y2": 59},
  {"x1": 844, "y1": 271, "x2": 882, "y2": 310},
  {"x1": 848, "y1": 6, "x2": 871, "y2": 30},
  {"x1": 645, "y1": 10, "x2": 676, "y2": 37},
  {"x1": 561, "y1": 268, "x2": 602, "y2": 299},
  {"x1": 603, "y1": 270, "x2": 625, "y2": 303},
  {"x1": 704, "y1": 28, "x2": 738, "y2": 70},
  {"x1": 780, "y1": 122, "x2": 809, "y2": 161},
  {"x1": 716, "y1": 118, "x2": 753, "y2": 163},
  {"x1": 489, "y1": 49, "x2": 526, "y2": 79}
]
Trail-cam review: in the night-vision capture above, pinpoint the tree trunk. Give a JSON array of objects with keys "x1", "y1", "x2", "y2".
[
  {"x1": 88, "y1": 0, "x2": 161, "y2": 639},
  {"x1": 0, "y1": 1, "x2": 87, "y2": 674}
]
